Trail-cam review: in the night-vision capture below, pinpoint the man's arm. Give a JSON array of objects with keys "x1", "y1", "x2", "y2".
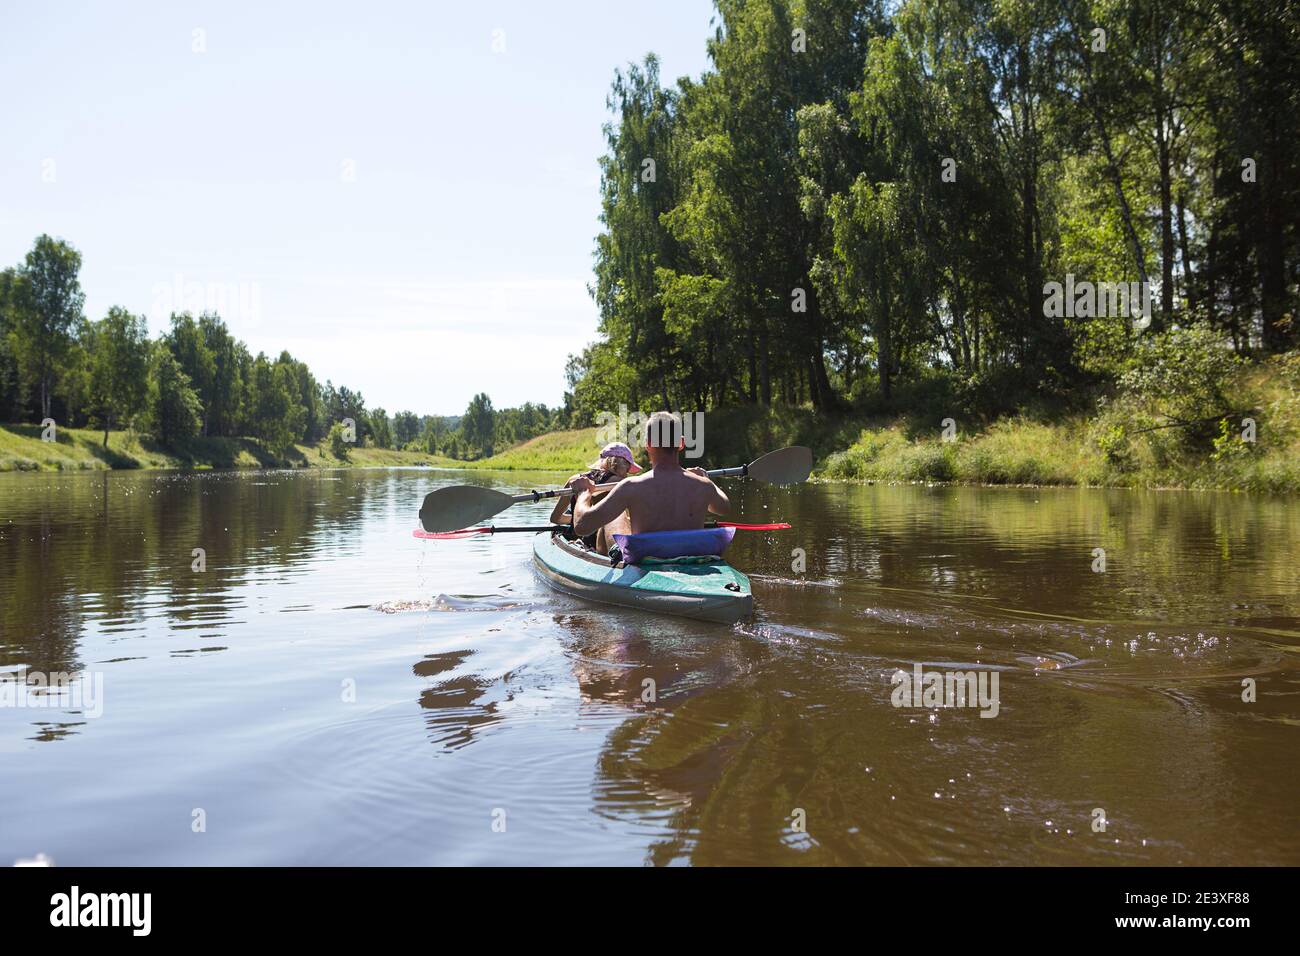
[
  {"x1": 688, "y1": 468, "x2": 731, "y2": 516},
  {"x1": 707, "y1": 480, "x2": 731, "y2": 516},
  {"x1": 573, "y1": 479, "x2": 633, "y2": 536}
]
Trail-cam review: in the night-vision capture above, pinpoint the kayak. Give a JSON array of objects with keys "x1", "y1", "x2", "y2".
[{"x1": 532, "y1": 533, "x2": 752, "y2": 624}]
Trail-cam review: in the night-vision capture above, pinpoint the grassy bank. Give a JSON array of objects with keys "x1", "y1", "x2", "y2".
[
  {"x1": 0, "y1": 423, "x2": 600, "y2": 474},
  {"x1": 719, "y1": 352, "x2": 1300, "y2": 494},
  {"x1": 5, "y1": 351, "x2": 1297, "y2": 492},
  {"x1": 0, "y1": 424, "x2": 452, "y2": 472}
]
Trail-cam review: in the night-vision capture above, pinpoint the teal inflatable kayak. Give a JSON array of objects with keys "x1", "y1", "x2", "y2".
[{"x1": 532, "y1": 533, "x2": 752, "y2": 624}]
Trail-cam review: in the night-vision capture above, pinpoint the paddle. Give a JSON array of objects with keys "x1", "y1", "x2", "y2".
[
  {"x1": 418, "y1": 446, "x2": 812, "y2": 533},
  {"x1": 413, "y1": 520, "x2": 793, "y2": 540}
]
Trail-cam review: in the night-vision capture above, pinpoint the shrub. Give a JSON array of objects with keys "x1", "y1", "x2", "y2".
[
  {"x1": 328, "y1": 422, "x2": 351, "y2": 461},
  {"x1": 1119, "y1": 325, "x2": 1243, "y2": 449}
]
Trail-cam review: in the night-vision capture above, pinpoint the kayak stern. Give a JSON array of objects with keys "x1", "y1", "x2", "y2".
[{"x1": 533, "y1": 533, "x2": 752, "y2": 625}]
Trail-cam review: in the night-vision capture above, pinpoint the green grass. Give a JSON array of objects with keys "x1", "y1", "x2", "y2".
[
  {"x1": 818, "y1": 353, "x2": 1300, "y2": 493},
  {"x1": 0, "y1": 424, "x2": 183, "y2": 471},
  {"x1": 0, "y1": 423, "x2": 599, "y2": 474},
  {"x1": 6, "y1": 353, "x2": 1297, "y2": 490},
  {"x1": 452, "y1": 428, "x2": 600, "y2": 471},
  {"x1": 0, "y1": 424, "x2": 448, "y2": 472},
  {"x1": 306, "y1": 427, "x2": 603, "y2": 472}
]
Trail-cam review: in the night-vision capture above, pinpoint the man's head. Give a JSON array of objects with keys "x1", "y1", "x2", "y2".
[{"x1": 643, "y1": 410, "x2": 684, "y2": 466}]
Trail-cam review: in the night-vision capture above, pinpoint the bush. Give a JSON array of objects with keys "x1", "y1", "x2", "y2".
[
  {"x1": 328, "y1": 422, "x2": 351, "y2": 461},
  {"x1": 1119, "y1": 325, "x2": 1243, "y2": 449},
  {"x1": 901, "y1": 444, "x2": 956, "y2": 481}
]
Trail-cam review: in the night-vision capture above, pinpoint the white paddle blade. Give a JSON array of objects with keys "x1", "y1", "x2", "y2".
[
  {"x1": 747, "y1": 446, "x2": 813, "y2": 485},
  {"x1": 419, "y1": 486, "x2": 515, "y2": 533}
]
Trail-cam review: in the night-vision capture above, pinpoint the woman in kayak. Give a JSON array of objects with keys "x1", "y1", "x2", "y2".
[{"x1": 549, "y1": 441, "x2": 641, "y2": 551}]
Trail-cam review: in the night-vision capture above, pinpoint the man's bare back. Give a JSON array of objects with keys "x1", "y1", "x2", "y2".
[{"x1": 572, "y1": 462, "x2": 730, "y2": 537}]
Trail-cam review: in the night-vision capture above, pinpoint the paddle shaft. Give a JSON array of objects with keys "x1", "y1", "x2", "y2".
[
  {"x1": 414, "y1": 520, "x2": 791, "y2": 540},
  {"x1": 510, "y1": 463, "x2": 752, "y2": 505}
]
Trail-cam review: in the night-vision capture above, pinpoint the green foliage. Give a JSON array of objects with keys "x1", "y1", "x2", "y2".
[
  {"x1": 199, "y1": 313, "x2": 247, "y2": 438},
  {"x1": 569, "y1": 0, "x2": 1298, "y2": 425},
  {"x1": 392, "y1": 410, "x2": 421, "y2": 448},
  {"x1": 322, "y1": 381, "x2": 369, "y2": 444},
  {"x1": 0, "y1": 269, "x2": 23, "y2": 417},
  {"x1": 460, "y1": 392, "x2": 495, "y2": 458},
  {"x1": 150, "y1": 346, "x2": 202, "y2": 447},
  {"x1": 83, "y1": 307, "x2": 150, "y2": 445},
  {"x1": 1119, "y1": 325, "x2": 1243, "y2": 446},
  {"x1": 367, "y1": 407, "x2": 392, "y2": 449},
  {"x1": 328, "y1": 422, "x2": 351, "y2": 461},
  {"x1": 246, "y1": 353, "x2": 305, "y2": 453},
  {"x1": 8, "y1": 235, "x2": 86, "y2": 419}
]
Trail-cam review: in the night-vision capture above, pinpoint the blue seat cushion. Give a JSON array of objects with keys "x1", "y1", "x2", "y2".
[{"x1": 613, "y1": 527, "x2": 735, "y2": 565}]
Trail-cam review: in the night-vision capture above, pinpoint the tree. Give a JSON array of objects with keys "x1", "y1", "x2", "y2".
[
  {"x1": 83, "y1": 308, "x2": 150, "y2": 446},
  {"x1": 165, "y1": 313, "x2": 215, "y2": 433},
  {"x1": 9, "y1": 235, "x2": 85, "y2": 420},
  {"x1": 368, "y1": 408, "x2": 392, "y2": 448},
  {"x1": 198, "y1": 313, "x2": 245, "y2": 437},
  {"x1": 321, "y1": 380, "x2": 369, "y2": 443},
  {"x1": 279, "y1": 351, "x2": 323, "y2": 443},
  {"x1": 150, "y1": 346, "x2": 202, "y2": 447},
  {"x1": 461, "y1": 393, "x2": 495, "y2": 457},
  {"x1": 392, "y1": 410, "x2": 421, "y2": 448},
  {"x1": 420, "y1": 415, "x2": 449, "y2": 454},
  {"x1": 246, "y1": 353, "x2": 305, "y2": 453},
  {"x1": 0, "y1": 269, "x2": 23, "y2": 418}
]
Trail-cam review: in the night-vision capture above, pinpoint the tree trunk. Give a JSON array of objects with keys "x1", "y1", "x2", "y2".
[
  {"x1": 1155, "y1": 68, "x2": 1175, "y2": 328},
  {"x1": 1176, "y1": 189, "x2": 1195, "y2": 316},
  {"x1": 878, "y1": 283, "x2": 892, "y2": 404},
  {"x1": 1258, "y1": 103, "x2": 1289, "y2": 351},
  {"x1": 805, "y1": 293, "x2": 836, "y2": 411},
  {"x1": 746, "y1": 320, "x2": 757, "y2": 404}
]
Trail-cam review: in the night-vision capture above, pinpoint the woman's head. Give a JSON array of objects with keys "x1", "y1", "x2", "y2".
[
  {"x1": 602, "y1": 455, "x2": 632, "y2": 477},
  {"x1": 590, "y1": 442, "x2": 642, "y2": 476}
]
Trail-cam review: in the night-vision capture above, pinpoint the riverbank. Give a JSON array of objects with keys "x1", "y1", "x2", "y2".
[
  {"x1": 5, "y1": 352, "x2": 1297, "y2": 492},
  {"x1": 0, "y1": 422, "x2": 600, "y2": 473}
]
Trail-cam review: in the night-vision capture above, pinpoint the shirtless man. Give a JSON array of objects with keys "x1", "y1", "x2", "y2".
[{"x1": 572, "y1": 411, "x2": 730, "y2": 543}]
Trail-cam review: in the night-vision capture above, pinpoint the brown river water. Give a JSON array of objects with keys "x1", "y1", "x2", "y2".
[{"x1": 1, "y1": 468, "x2": 1297, "y2": 865}]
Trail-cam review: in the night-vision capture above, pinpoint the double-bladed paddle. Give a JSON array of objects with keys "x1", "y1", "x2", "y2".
[
  {"x1": 417, "y1": 445, "x2": 812, "y2": 534},
  {"x1": 413, "y1": 520, "x2": 793, "y2": 540}
]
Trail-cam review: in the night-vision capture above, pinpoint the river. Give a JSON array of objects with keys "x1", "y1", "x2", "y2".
[{"x1": 1, "y1": 468, "x2": 1296, "y2": 865}]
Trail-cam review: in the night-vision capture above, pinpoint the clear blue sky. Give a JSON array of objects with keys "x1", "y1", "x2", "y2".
[{"x1": 0, "y1": 1, "x2": 715, "y2": 415}]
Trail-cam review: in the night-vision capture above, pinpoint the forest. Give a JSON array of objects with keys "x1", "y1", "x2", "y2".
[{"x1": 568, "y1": 0, "x2": 1297, "y2": 440}]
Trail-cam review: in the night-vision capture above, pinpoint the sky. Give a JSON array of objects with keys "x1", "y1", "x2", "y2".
[{"x1": 0, "y1": 0, "x2": 716, "y2": 416}]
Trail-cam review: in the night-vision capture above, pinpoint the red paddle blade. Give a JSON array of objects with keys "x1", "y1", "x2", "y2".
[
  {"x1": 413, "y1": 527, "x2": 491, "y2": 540},
  {"x1": 715, "y1": 521, "x2": 792, "y2": 530}
]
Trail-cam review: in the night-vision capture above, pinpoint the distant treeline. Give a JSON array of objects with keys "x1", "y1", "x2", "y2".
[
  {"x1": 0, "y1": 236, "x2": 565, "y2": 458},
  {"x1": 568, "y1": 0, "x2": 1298, "y2": 421}
]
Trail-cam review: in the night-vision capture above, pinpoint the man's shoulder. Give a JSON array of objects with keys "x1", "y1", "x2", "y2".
[{"x1": 614, "y1": 473, "x2": 653, "y2": 494}]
